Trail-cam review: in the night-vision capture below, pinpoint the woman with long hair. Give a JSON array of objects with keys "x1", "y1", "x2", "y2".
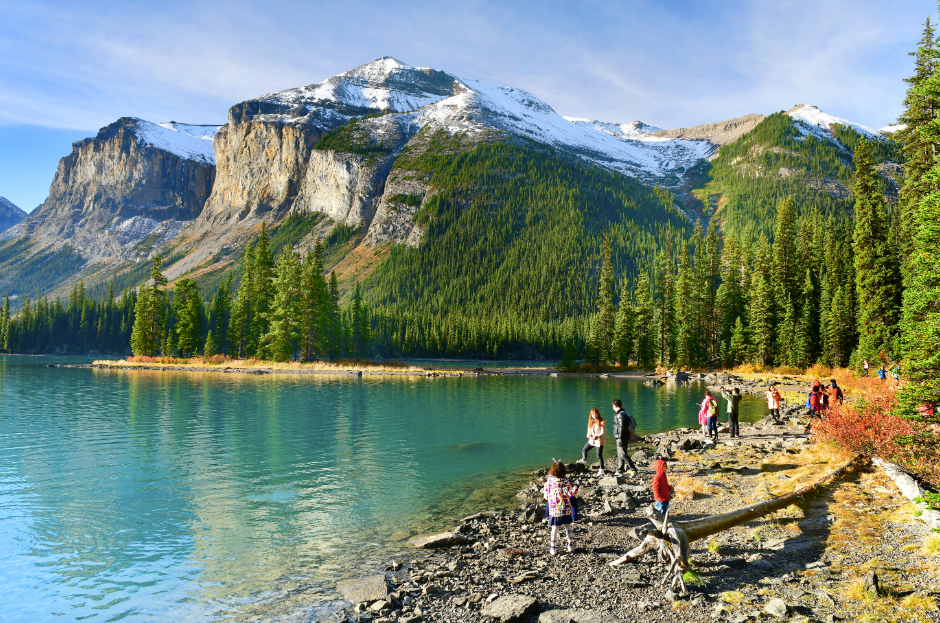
[{"x1": 577, "y1": 408, "x2": 606, "y2": 477}]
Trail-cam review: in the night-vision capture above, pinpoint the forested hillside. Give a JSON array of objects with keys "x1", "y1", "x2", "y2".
[
  {"x1": 694, "y1": 112, "x2": 901, "y2": 241},
  {"x1": 364, "y1": 138, "x2": 691, "y2": 357}
]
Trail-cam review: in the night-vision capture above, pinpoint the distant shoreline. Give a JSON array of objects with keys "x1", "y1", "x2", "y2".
[{"x1": 53, "y1": 358, "x2": 657, "y2": 379}]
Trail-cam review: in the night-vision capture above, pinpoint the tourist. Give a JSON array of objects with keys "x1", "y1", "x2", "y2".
[
  {"x1": 698, "y1": 390, "x2": 715, "y2": 437},
  {"x1": 827, "y1": 379, "x2": 844, "y2": 408},
  {"x1": 862, "y1": 360, "x2": 870, "y2": 377},
  {"x1": 720, "y1": 386, "x2": 742, "y2": 438},
  {"x1": 766, "y1": 383, "x2": 782, "y2": 423},
  {"x1": 892, "y1": 365, "x2": 901, "y2": 382},
  {"x1": 577, "y1": 408, "x2": 606, "y2": 477},
  {"x1": 648, "y1": 458, "x2": 674, "y2": 519},
  {"x1": 878, "y1": 366, "x2": 887, "y2": 381},
  {"x1": 706, "y1": 390, "x2": 720, "y2": 441},
  {"x1": 542, "y1": 460, "x2": 578, "y2": 556},
  {"x1": 805, "y1": 385, "x2": 825, "y2": 432},
  {"x1": 612, "y1": 399, "x2": 638, "y2": 477}
]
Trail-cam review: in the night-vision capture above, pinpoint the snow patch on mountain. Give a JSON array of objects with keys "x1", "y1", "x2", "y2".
[
  {"x1": 565, "y1": 118, "x2": 662, "y2": 139},
  {"x1": 134, "y1": 120, "x2": 220, "y2": 164},
  {"x1": 257, "y1": 57, "x2": 459, "y2": 121},
  {"x1": 879, "y1": 123, "x2": 905, "y2": 134},
  {"x1": 786, "y1": 105, "x2": 883, "y2": 142},
  {"x1": 416, "y1": 77, "x2": 715, "y2": 184}
]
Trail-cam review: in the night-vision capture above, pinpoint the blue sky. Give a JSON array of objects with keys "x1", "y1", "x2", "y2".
[{"x1": 0, "y1": 0, "x2": 934, "y2": 212}]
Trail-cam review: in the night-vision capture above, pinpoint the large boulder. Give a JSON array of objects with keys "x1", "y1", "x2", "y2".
[
  {"x1": 481, "y1": 594, "x2": 539, "y2": 622},
  {"x1": 336, "y1": 575, "x2": 388, "y2": 604},
  {"x1": 410, "y1": 531, "x2": 469, "y2": 549}
]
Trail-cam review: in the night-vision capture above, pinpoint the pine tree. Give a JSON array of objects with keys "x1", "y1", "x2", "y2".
[
  {"x1": 174, "y1": 278, "x2": 203, "y2": 357},
  {"x1": 654, "y1": 240, "x2": 675, "y2": 365},
  {"x1": 898, "y1": 17, "x2": 940, "y2": 273},
  {"x1": 898, "y1": 158, "x2": 940, "y2": 419},
  {"x1": 1, "y1": 294, "x2": 9, "y2": 353},
  {"x1": 778, "y1": 294, "x2": 798, "y2": 368},
  {"x1": 673, "y1": 248, "x2": 695, "y2": 368},
  {"x1": 795, "y1": 270, "x2": 817, "y2": 367},
  {"x1": 264, "y1": 249, "x2": 304, "y2": 362},
  {"x1": 249, "y1": 223, "x2": 275, "y2": 357},
  {"x1": 634, "y1": 274, "x2": 656, "y2": 366},
  {"x1": 129, "y1": 257, "x2": 167, "y2": 357},
  {"x1": 590, "y1": 233, "x2": 617, "y2": 365},
  {"x1": 729, "y1": 316, "x2": 748, "y2": 366},
  {"x1": 612, "y1": 283, "x2": 635, "y2": 366},
  {"x1": 328, "y1": 271, "x2": 341, "y2": 360},
  {"x1": 773, "y1": 197, "x2": 799, "y2": 302},
  {"x1": 228, "y1": 242, "x2": 255, "y2": 358},
  {"x1": 351, "y1": 282, "x2": 371, "y2": 361},
  {"x1": 853, "y1": 138, "x2": 899, "y2": 361},
  {"x1": 209, "y1": 273, "x2": 232, "y2": 355},
  {"x1": 748, "y1": 272, "x2": 775, "y2": 365},
  {"x1": 204, "y1": 330, "x2": 216, "y2": 357}
]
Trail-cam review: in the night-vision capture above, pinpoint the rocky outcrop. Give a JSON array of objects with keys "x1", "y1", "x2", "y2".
[
  {"x1": 11, "y1": 117, "x2": 216, "y2": 259},
  {"x1": 650, "y1": 113, "x2": 766, "y2": 145},
  {"x1": 198, "y1": 118, "x2": 324, "y2": 227},
  {"x1": 293, "y1": 151, "x2": 394, "y2": 227},
  {"x1": 0, "y1": 197, "x2": 27, "y2": 233},
  {"x1": 363, "y1": 175, "x2": 429, "y2": 247}
]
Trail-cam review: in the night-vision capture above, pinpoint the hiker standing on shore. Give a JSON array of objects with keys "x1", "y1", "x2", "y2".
[
  {"x1": 720, "y1": 386, "x2": 742, "y2": 438},
  {"x1": 766, "y1": 383, "x2": 782, "y2": 423},
  {"x1": 705, "y1": 390, "x2": 720, "y2": 441},
  {"x1": 612, "y1": 399, "x2": 638, "y2": 477},
  {"x1": 698, "y1": 392, "x2": 712, "y2": 437},
  {"x1": 543, "y1": 460, "x2": 578, "y2": 556},
  {"x1": 577, "y1": 408, "x2": 606, "y2": 477}
]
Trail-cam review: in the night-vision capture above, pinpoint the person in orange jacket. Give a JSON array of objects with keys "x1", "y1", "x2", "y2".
[{"x1": 651, "y1": 458, "x2": 674, "y2": 516}]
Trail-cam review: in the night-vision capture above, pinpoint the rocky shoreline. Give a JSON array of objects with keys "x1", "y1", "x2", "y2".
[{"x1": 327, "y1": 412, "x2": 940, "y2": 623}]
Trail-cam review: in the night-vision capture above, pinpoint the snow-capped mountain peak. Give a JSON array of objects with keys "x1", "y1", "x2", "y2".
[
  {"x1": 564, "y1": 118, "x2": 663, "y2": 139},
  {"x1": 786, "y1": 104, "x2": 883, "y2": 141}
]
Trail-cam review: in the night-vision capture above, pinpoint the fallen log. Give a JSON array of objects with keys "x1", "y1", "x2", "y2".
[{"x1": 610, "y1": 454, "x2": 864, "y2": 593}]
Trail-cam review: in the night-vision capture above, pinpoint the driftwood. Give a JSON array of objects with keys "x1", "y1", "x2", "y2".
[{"x1": 609, "y1": 454, "x2": 863, "y2": 593}]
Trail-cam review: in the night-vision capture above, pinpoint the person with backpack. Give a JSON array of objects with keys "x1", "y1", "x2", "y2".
[
  {"x1": 805, "y1": 385, "x2": 825, "y2": 432},
  {"x1": 698, "y1": 392, "x2": 713, "y2": 437},
  {"x1": 720, "y1": 386, "x2": 742, "y2": 438},
  {"x1": 878, "y1": 366, "x2": 887, "y2": 381},
  {"x1": 612, "y1": 398, "x2": 638, "y2": 477},
  {"x1": 827, "y1": 379, "x2": 844, "y2": 409},
  {"x1": 704, "y1": 390, "x2": 720, "y2": 441},
  {"x1": 766, "y1": 383, "x2": 782, "y2": 423},
  {"x1": 542, "y1": 459, "x2": 578, "y2": 555}
]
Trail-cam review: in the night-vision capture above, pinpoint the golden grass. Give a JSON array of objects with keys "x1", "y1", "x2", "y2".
[
  {"x1": 93, "y1": 358, "x2": 441, "y2": 375},
  {"x1": 899, "y1": 593, "x2": 937, "y2": 612},
  {"x1": 720, "y1": 591, "x2": 744, "y2": 605},
  {"x1": 923, "y1": 534, "x2": 940, "y2": 556},
  {"x1": 672, "y1": 474, "x2": 716, "y2": 501},
  {"x1": 707, "y1": 540, "x2": 722, "y2": 554}
]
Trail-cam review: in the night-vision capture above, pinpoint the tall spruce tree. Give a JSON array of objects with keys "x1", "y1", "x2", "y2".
[
  {"x1": 633, "y1": 274, "x2": 656, "y2": 366},
  {"x1": 228, "y1": 242, "x2": 255, "y2": 358},
  {"x1": 590, "y1": 234, "x2": 617, "y2": 365},
  {"x1": 612, "y1": 284, "x2": 635, "y2": 366},
  {"x1": 264, "y1": 249, "x2": 304, "y2": 362},
  {"x1": 129, "y1": 256, "x2": 167, "y2": 357},
  {"x1": 853, "y1": 138, "x2": 899, "y2": 361},
  {"x1": 174, "y1": 278, "x2": 203, "y2": 357}
]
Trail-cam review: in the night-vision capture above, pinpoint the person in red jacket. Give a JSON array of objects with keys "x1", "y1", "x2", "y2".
[{"x1": 651, "y1": 458, "x2": 674, "y2": 516}]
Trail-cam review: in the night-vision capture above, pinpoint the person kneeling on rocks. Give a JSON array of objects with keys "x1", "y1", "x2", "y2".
[
  {"x1": 648, "y1": 458, "x2": 673, "y2": 519},
  {"x1": 543, "y1": 460, "x2": 578, "y2": 556}
]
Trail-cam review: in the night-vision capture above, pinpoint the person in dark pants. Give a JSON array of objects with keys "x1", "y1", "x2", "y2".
[
  {"x1": 577, "y1": 408, "x2": 606, "y2": 477},
  {"x1": 612, "y1": 398, "x2": 637, "y2": 477},
  {"x1": 720, "y1": 386, "x2": 742, "y2": 438}
]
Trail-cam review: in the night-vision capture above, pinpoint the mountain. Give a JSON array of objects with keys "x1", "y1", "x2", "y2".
[
  {"x1": 0, "y1": 56, "x2": 901, "y2": 322},
  {"x1": 0, "y1": 117, "x2": 219, "y2": 300},
  {"x1": 0, "y1": 197, "x2": 27, "y2": 233}
]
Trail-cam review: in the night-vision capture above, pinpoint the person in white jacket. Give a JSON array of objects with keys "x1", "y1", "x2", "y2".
[{"x1": 577, "y1": 408, "x2": 606, "y2": 477}]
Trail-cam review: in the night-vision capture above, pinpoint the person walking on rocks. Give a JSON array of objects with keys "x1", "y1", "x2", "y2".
[
  {"x1": 878, "y1": 366, "x2": 887, "y2": 381},
  {"x1": 577, "y1": 408, "x2": 606, "y2": 477},
  {"x1": 612, "y1": 399, "x2": 638, "y2": 477},
  {"x1": 862, "y1": 360, "x2": 870, "y2": 377},
  {"x1": 720, "y1": 386, "x2": 742, "y2": 438},
  {"x1": 766, "y1": 383, "x2": 782, "y2": 423},
  {"x1": 648, "y1": 458, "x2": 673, "y2": 519},
  {"x1": 543, "y1": 460, "x2": 578, "y2": 555}
]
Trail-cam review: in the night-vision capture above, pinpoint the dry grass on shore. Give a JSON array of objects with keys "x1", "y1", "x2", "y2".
[{"x1": 92, "y1": 356, "x2": 434, "y2": 374}]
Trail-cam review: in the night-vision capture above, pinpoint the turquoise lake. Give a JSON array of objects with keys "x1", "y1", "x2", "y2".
[{"x1": 0, "y1": 356, "x2": 765, "y2": 622}]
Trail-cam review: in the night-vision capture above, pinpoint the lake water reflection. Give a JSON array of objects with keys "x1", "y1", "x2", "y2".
[{"x1": 0, "y1": 356, "x2": 764, "y2": 622}]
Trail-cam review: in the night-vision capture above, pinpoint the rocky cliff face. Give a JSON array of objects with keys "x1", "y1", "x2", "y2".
[
  {"x1": 12, "y1": 117, "x2": 218, "y2": 260},
  {"x1": 0, "y1": 197, "x2": 27, "y2": 233}
]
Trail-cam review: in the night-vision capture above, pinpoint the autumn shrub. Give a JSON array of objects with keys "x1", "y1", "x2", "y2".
[{"x1": 815, "y1": 381, "x2": 939, "y2": 486}]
